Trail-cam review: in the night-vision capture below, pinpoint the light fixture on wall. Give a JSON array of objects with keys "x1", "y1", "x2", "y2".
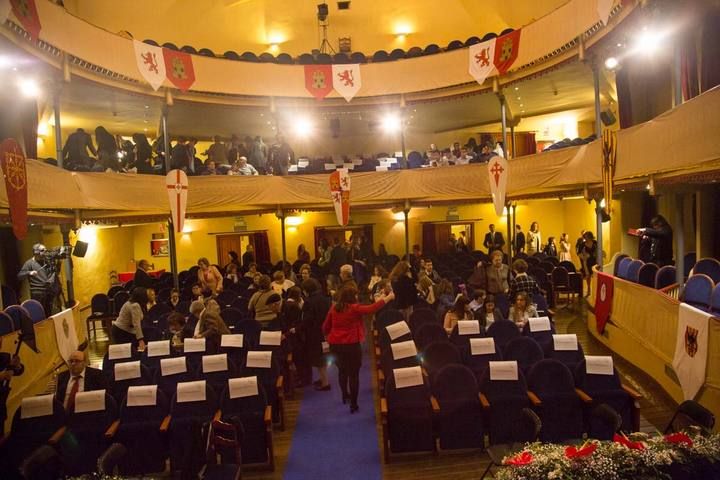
[{"x1": 286, "y1": 216, "x2": 302, "y2": 226}]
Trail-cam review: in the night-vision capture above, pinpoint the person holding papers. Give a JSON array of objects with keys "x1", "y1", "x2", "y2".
[{"x1": 323, "y1": 285, "x2": 394, "y2": 413}]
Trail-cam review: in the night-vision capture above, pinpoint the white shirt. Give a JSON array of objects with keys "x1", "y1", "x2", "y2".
[{"x1": 63, "y1": 368, "x2": 86, "y2": 409}]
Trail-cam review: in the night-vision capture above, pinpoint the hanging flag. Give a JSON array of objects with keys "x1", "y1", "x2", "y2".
[
  {"x1": 304, "y1": 65, "x2": 333, "y2": 100},
  {"x1": 165, "y1": 169, "x2": 188, "y2": 233},
  {"x1": 594, "y1": 271, "x2": 614, "y2": 333},
  {"x1": 0, "y1": 138, "x2": 28, "y2": 239},
  {"x1": 672, "y1": 303, "x2": 711, "y2": 400},
  {"x1": 163, "y1": 49, "x2": 195, "y2": 92},
  {"x1": 332, "y1": 64, "x2": 361, "y2": 102},
  {"x1": 493, "y1": 29, "x2": 522, "y2": 75},
  {"x1": 329, "y1": 168, "x2": 350, "y2": 226},
  {"x1": 468, "y1": 39, "x2": 496, "y2": 85},
  {"x1": 1, "y1": 0, "x2": 12, "y2": 26},
  {"x1": 52, "y1": 307, "x2": 78, "y2": 363},
  {"x1": 133, "y1": 40, "x2": 166, "y2": 91},
  {"x1": 10, "y1": 0, "x2": 41, "y2": 41},
  {"x1": 597, "y1": 0, "x2": 614, "y2": 25},
  {"x1": 487, "y1": 155, "x2": 508, "y2": 217}
]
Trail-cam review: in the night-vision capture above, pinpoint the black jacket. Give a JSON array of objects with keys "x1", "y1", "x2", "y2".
[
  {"x1": 483, "y1": 231, "x2": 505, "y2": 252},
  {"x1": 391, "y1": 275, "x2": 418, "y2": 309},
  {"x1": 55, "y1": 366, "x2": 107, "y2": 405},
  {"x1": 302, "y1": 292, "x2": 332, "y2": 366},
  {"x1": 134, "y1": 268, "x2": 155, "y2": 288},
  {"x1": 515, "y1": 231, "x2": 526, "y2": 253},
  {"x1": 644, "y1": 225, "x2": 673, "y2": 266},
  {"x1": 1, "y1": 353, "x2": 24, "y2": 425}
]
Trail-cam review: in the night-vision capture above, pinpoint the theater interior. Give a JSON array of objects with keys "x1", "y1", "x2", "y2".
[{"x1": 0, "y1": 0, "x2": 719, "y2": 478}]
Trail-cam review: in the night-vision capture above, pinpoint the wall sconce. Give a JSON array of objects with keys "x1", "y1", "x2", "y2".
[{"x1": 286, "y1": 216, "x2": 302, "y2": 226}]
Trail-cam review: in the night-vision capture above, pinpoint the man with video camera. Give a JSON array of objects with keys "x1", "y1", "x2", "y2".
[{"x1": 17, "y1": 243, "x2": 58, "y2": 317}]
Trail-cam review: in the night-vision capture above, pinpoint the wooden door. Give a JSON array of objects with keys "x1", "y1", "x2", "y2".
[{"x1": 216, "y1": 234, "x2": 251, "y2": 269}]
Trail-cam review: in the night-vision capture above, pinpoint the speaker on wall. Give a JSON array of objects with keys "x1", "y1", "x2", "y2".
[
  {"x1": 600, "y1": 109, "x2": 617, "y2": 126},
  {"x1": 73, "y1": 241, "x2": 88, "y2": 258}
]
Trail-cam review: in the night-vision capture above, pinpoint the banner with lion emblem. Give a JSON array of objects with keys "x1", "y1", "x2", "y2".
[{"x1": 672, "y1": 303, "x2": 711, "y2": 400}]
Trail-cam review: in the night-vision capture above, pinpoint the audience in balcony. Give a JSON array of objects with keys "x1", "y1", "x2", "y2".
[
  {"x1": 62, "y1": 128, "x2": 99, "y2": 171},
  {"x1": 205, "y1": 135, "x2": 229, "y2": 165},
  {"x1": 132, "y1": 133, "x2": 154, "y2": 174},
  {"x1": 249, "y1": 135, "x2": 269, "y2": 174},
  {"x1": 637, "y1": 214, "x2": 674, "y2": 267},
  {"x1": 228, "y1": 156, "x2": 259, "y2": 175},
  {"x1": 270, "y1": 134, "x2": 295, "y2": 176}
]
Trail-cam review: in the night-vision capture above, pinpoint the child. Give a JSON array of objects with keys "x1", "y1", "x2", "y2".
[{"x1": 543, "y1": 236, "x2": 558, "y2": 258}]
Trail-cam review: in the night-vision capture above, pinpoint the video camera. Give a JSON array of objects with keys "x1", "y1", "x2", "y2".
[{"x1": 43, "y1": 245, "x2": 72, "y2": 263}]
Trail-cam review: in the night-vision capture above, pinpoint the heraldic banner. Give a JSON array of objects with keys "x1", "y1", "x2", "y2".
[
  {"x1": 672, "y1": 303, "x2": 711, "y2": 400},
  {"x1": 468, "y1": 39, "x2": 496, "y2": 85},
  {"x1": 493, "y1": 29, "x2": 522, "y2": 75},
  {"x1": 594, "y1": 271, "x2": 614, "y2": 334},
  {"x1": 133, "y1": 40, "x2": 166, "y2": 91},
  {"x1": 10, "y1": 0, "x2": 41, "y2": 40},
  {"x1": 166, "y1": 169, "x2": 188, "y2": 233},
  {"x1": 329, "y1": 169, "x2": 350, "y2": 226},
  {"x1": 163, "y1": 49, "x2": 196, "y2": 92},
  {"x1": 53, "y1": 307, "x2": 78, "y2": 363},
  {"x1": 305, "y1": 65, "x2": 333, "y2": 100},
  {"x1": 487, "y1": 155, "x2": 508, "y2": 217},
  {"x1": 332, "y1": 64, "x2": 361, "y2": 102},
  {"x1": 0, "y1": 138, "x2": 28, "y2": 239}
]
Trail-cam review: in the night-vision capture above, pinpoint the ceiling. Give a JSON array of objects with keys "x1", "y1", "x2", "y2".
[{"x1": 62, "y1": 0, "x2": 568, "y2": 56}]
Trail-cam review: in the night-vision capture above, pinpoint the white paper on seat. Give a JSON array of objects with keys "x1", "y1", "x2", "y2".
[
  {"x1": 585, "y1": 355, "x2": 614, "y2": 375},
  {"x1": 246, "y1": 351, "x2": 272, "y2": 368},
  {"x1": 21, "y1": 394, "x2": 54, "y2": 419},
  {"x1": 375, "y1": 166, "x2": 388, "y2": 172},
  {"x1": 297, "y1": 159, "x2": 309, "y2": 168},
  {"x1": 386, "y1": 321, "x2": 410, "y2": 340},
  {"x1": 553, "y1": 334, "x2": 578, "y2": 351},
  {"x1": 74, "y1": 390, "x2": 106, "y2": 413},
  {"x1": 203, "y1": 353, "x2": 228, "y2": 373},
  {"x1": 393, "y1": 366, "x2": 423, "y2": 389},
  {"x1": 324, "y1": 163, "x2": 337, "y2": 170},
  {"x1": 322, "y1": 341, "x2": 330, "y2": 354},
  {"x1": 160, "y1": 356, "x2": 187, "y2": 376},
  {"x1": 114, "y1": 360, "x2": 141, "y2": 381},
  {"x1": 126, "y1": 385, "x2": 157, "y2": 407},
  {"x1": 177, "y1": 380, "x2": 207, "y2": 403},
  {"x1": 221, "y1": 334, "x2": 244, "y2": 348},
  {"x1": 288, "y1": 165, "x2": 298, "y2": 172},
  {"x1": 259, "y1": 330, "x2": 282, "y2": 346},
  {"x1": 184, "y1": 337, "x2": 206, "y2": 353},
  {"x1": 228, "y1": 377, "x2": 259, "y2": 399},
  {"x1": 528, "y1": 317, "x2": 551, "y2": 332},
  {"x1": 108, "y1": 343, "x2": 132, "y2": 360},
  {"x1": 343, "y1": 163, "x2": 355, "y2": 170},
  {"x1": 470, "y1": 337, "x2": 495, "y2": 356},
  {"x1": 393, "y1": 153, "x2": 402, "y2": 160},
  {"x1": 391, "y1": 340, "x2": 417, "y2": 360},
  {"x1": 352, "y1": 158, "x2": 363, "y2": 165},
  {"x1": 458, "y1": 320, "x2": 481, "y2": 335},
  {"x1": 147, "y1": 340, "x2": 170, "y2": 358},
  {"x1": 489, "y1": 361, "x2": 519, "y2": 381}
]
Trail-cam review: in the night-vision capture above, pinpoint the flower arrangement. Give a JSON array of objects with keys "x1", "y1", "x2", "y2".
[{"x1": 495, "y1": 431, "x2": 720, "y2": 480}]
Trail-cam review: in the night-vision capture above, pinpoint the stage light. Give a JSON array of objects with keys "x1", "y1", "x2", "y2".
[
  {"x1": 293, "y1": 117, "x2": 314, "y2": 137},
  {"x1": 635, "y1": 28, "x2": 663, "y2": 56},
  {"x1": 0, "y1": 55, "x2": 10, "y2": 69},
  {"x1": 382, "y1": 113, "x2": 401, "y2": 133},
  {"x1": 317, "y1": 3, "x2": 328, "y2": 21},
  {"x1": 604, "y1": 57, "x2": 619, "y2": 70},
  {"x1": 18, "y1": 78, "x2": 40, "y2": 97}
]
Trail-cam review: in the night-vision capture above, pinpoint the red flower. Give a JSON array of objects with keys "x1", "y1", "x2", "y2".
[
  {"x1": 505, "y1": 451, "x2": 533, "y2": 466},
  {"x1": 613, "y1": 434, "x2": 645, "y2": 450},
  {"x1": 565, "y1": 443, "x2": 598, "y2": 459},
  {"x1": 665, "y1": 432, "x2": 693, "y2": 447}
]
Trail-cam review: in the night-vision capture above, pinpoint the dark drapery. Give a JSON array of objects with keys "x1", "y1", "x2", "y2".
[
  {"x1": 252, "y1": 231, "x2": 271, "y2": 265},
  {"x1": 422, "y1": 223, "x2": 437, "y2": 255},
  {"x1": 616, "y1": 67, "x2": 634, "y2": 129},
  {"x1": 20, "y1": 99, "x2": 38, "y2": 160},
  {"x1": 680, "y1": 29, "x2": 699, "y2": 101},
  {"x1": 700, "y1": 11, "x2": 720, "y2": 93}
]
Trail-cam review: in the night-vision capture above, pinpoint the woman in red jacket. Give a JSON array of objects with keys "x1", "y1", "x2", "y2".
[{"x1": 323, "y1": 284, "x2": 394, "y2": 413}]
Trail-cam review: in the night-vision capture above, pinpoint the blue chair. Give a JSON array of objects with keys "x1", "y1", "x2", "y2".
[
  {"x1": 113, "y1": 291, "x2": 130, "y2": 315},
  {"x1": 655, "y1": 265, "x2": 677, "y2": 289},
  {"x1": 637, "y1": 263, "x2": 659, "y2": 288},
  {"x1": 527, "y1": 359, "x2": 586, "y2": 442},
  {"x1": 449, "y1": 322, "x2": 484, "y2": 358},
  {"x1": 502, "y1": 337, "x2": 543, "y2": 375},
  {"x1": 616, "y1": 257, "x2": 632, "y2": 279},
  {"x1": 558, "y1": 261, "x2": 576, "y2": 273},
  {"x1": 423, "y1": 341, "x2": 461, "y2": 381},
  {"x1": 4, "y1": 396, "x2": 66, "y2": 472},
  {"x1": 4, "y1": 305, "x2": 29, "y2": 331},
  {"x1": 408, "y1": 308, "x2": 436, "y2": 335},
  {"x1": 376, "y1": 308, "x2": 404, "y2": 331},
  {"x1": 626, "y1": 260, "x2": 644, "y2": 283},
  {"x1": 522, "y1": 318, "x2": 556, "y2": 354},
  {"x1": 382, "y1": 371, "x2": 435, "y2": 459},
  {"x1": 478, "y1": 367, "x2": 534, "y2": 445},
  {"x1": 0, "y1": 311, "x2": 15, "y2": 335},
  {"x1": 415, "y1": 322, "x2": 448, "y2": 352},
  {"x1": 548, "y1": 340, "x2": 584, "y2": 372},
  {"x1": 711, "y1": 284, "x2": 720, "y2": 315},
  {"x1": 63, "y1": 393, "x2": 119, "y2": 476},
  {"x1": 693, "y1": 258, "x2": 720, "y2": 284},
  {"x1": 532, "y1": 294, "x2": 550, "y2": 317},
  {"x1": 486, "y1": 320, "x2": 520, "y2": 352},
  {"x1": 154, "y1": 357, "x2": 197, "y2": 399},
  {"x1": 683, "y1": 274, "x2": 714, "y2": 311},
  {"x1": 432, "y1": 364, "x2": 484, "y2": 450}
]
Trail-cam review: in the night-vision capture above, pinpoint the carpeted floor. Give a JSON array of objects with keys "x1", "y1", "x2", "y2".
[{"x1": 283, "y1": 341, "x2": 382, "y2": 480}]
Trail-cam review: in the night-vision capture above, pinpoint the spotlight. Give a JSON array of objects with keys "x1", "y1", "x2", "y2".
[
  {"x1": 604, "y1": 57, "x2": 619, "y2": 70},
  {"x1": 293, "y1": 117, "x2": 314, "y2": 137},
  {"x1": 0, "y1": 55, "x2": 10, "y2": 69},
  {"x1": 381, "y1": 113, "x2": 401, "y2": 133},
  {"x1": 18, "y1": 78, "x2": 40, "y2": 97},
  {"x1": 635, "y1": 28, "x2": 663, "y2": 56},
  {"x1": 317, "y1": 3, "x2": 328, "y2": 21}
]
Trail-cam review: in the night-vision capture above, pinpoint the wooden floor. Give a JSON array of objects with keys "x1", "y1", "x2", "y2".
[{"x1": 86, "y1": 299, "x2": 678, "y2": 479}]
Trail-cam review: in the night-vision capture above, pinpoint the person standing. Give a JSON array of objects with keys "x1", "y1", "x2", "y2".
[
  {"x1": 0, "y1": 335, "x2": 24, "y2": 436},
  {"x1": 17, "y1": 243, "x2": 57, "y2": 317},
  {"x1": 526, "y1": 222, "x2": 542, "y2": 255},
  {"x1": 514, "y1": 225, "x2": 525, "y2": 255},
  {"x1": 637, "y1": 215, "x2": 673, "y2": 267},
  {"x1": 322, "y1": 285, "x2": 394, "y2": 413},
  {"x1": 249, "y1": 136, "x2": 269, "y2": 174},
  {"x1": 301, "y1": 279, "x2": 332, "y2": 389},
  {"x1": 389, "y1": 261, "x2": 418, "y2": 319},
  {"x1": 197, "y1": 257, "x2": 223, "y2": 295},
  {"x1": 543, "y1": 236, "x2": 558, "y2": 258},
  {"x1": 559, "y1": 233, "x2": 573, "y2": 262},
  {"x1": 575, "y1": 230, "x2": 587, "y2": 259},
  {"x1": 483, "y1": 224, "x2": 505, "y2": 254},
  {"x1": 242, "y1": 245, "x2": 255, "y2": 270},
  {"x1": 579, "y1": 232, "x2": 598, "y2": 296},
  {"x1": 133, "y1": 259, "x2": 155, "y2": 289},
  {"x1": 62, "y1": 128, "x2": 97, "y2": 171},
  {"x1": 485, "y1": 250, "x2": 510, "y2": 295},
  {"x1": 55, "y1": 350, "x2": 107, "y2": 413},
  {"x1": 206, "y1": 135, "x2": 229, "y2": 165},
  {"x1": 111, "y1": 287, "x2": 147, "y2": 350}
]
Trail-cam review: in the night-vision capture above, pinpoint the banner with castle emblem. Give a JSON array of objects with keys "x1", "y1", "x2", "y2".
[
  {"x1": 468, "y1": 39, "x2": 496, "y2": 85},
  {"x1": 331, "y1": 64, "x2": 361, "y2": 102},
  {"x1": 304, "y1": 65, "x2": 333, "y2": 100},
  {"x1": 329, "y1": 168, "x2": 350, "y2": 226},
  {"x1": 493, "y1": 29, "x2": 522, "y2": 75},
  {"x1": 0, "y1": 138, "x2": 28, "y2": 239},
  {"x1": 163, "y1": 49, "x2": 195, "y2": 92},
  {"x1": 672, "y1": 303, "x2": 710, "y2": 400},
  {"x1": 133, "y1": 40, "x2": 166, "y2": 91}
]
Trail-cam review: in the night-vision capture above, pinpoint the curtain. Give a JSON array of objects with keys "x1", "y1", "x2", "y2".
[
  {"x1": 20, "y1": 99, "x2": 38, "y2": 160},
  {"x1": 700, "y1": 11, "x2": 720, "y2": 93},
  {"x1": 616, "y1": 67, "x2": 634, "y2": 128},
  {"x1": 253, "y1": 232, "x2": 271, "y2": 266},
  {"x1": 422, "y1": 223, "x2": 437, "y2": 256},
  {"x1": 680, "y1": 30, "x2": 699, "y2": 101}
]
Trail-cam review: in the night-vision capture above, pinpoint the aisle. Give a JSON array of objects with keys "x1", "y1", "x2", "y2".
[{"x1": 283, "y1": 342, "x2": 382, "y2": 480}]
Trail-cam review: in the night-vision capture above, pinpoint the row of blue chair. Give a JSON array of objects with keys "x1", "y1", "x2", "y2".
[{"x1": 0, "y1": 300, "x2": 46, "y2": 336}]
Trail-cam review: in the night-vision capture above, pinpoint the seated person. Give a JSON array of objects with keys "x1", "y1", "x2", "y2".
[
  {"x1": 508, "y1": 292, "x2": 538, "y2": 330},
  {"x1": 190, "y1": 282, "x2": 204, "y2": 301},
  {"x1": 169, "y1": 288, "x2": 180, "y2": 309},
  {"x1": 443, "y1": 295, "x2": 472, "y2": 335},
  {"x1": 167, "y1": 312, "x2": 193, "y2": 350},
  {"x1": 228, "y1": 156, "x2": 259, "y2": 176},
  {"x1": 55, "y1": 350, "x2": 107, "y2": 412},
  {"x1": 225, "y1": 263, "x2": 240, "y2": 284},
  {"x1": 475, "y1": 294, "x2": 503, "y2": 328},
  {"x1": 195, "y1": 311, "x2": 231, "y2": 354},
  {"x1": 146, "y1": 288, "x2": 157, "y2": 311},
  {"x1": 271, "y1": 271, "x2": 294, "y2": 295},
  {"x1": 244, "y1": 262, "x2": 259, "y2": 279}
]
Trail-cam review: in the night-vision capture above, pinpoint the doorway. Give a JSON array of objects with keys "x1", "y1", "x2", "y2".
[
  {"x1": 216, "y1": 234, "x2": 253, "y2": 268},
  {"x1": 313, "y1": 225, "x2": 374, "y2": 257},
  {"x1": 422, "y1": 222, "x2": 474, "y2": 254}
]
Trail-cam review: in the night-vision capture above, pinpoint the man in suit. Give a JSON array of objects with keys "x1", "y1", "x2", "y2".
[
  {"x1": 514, "y1": 224, "x2": 526, "y2": 255},
  {"x1": 56, "y1": 350, "x2": 107, "y2": 412},
  {"x1": 133, "y1": 259, "x2": 154, "y2": 289},
  {"x1": 483, "y1": 224, "x2": 505, "y2": 254}
]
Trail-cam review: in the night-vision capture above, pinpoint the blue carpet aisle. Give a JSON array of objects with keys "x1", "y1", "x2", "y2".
[{"x1": 283, "y1": 341, "x2": 382, "y2": 480}]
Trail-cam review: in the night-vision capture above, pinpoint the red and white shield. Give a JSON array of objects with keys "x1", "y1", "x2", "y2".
[
  {"x1": 329, "y1": 169, "x2": 351, "y2": 226},
  {"x1": 165, "y1": 169, "x2": 188, "y2": 232},
  {"x1": 133, "y1": 40, "x2": 166, "y2": 91},
  {"x1": 487, "y1": 156, "x2": 509, "y2": 217},
  {"x1": 468, "y1": 39, "x2": 496, "y2": 85},
  {"x1": 332, "y1": 64, "x2": 362, "y2": 102}
]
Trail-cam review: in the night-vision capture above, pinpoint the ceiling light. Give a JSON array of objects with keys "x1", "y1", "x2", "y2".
[
  {"x1": 604, "y1": 57, "x2": 619, "y2": 70},
  {"x1": 514, "y1": 87, "x2": 519, "y2": 91},
  {"x1": 18, "y1": 78, "x2": 40, "y2": 97},
  {"x1": 144, "y1": 105, "x2": 149, "y2": 109},
  {"x1": 381, "y1": 113, "x2": 401, "y2": 133},
  {"x1": 519, "y1": 104, "x2": 524, "y2": 107},
  {"x1": 516, "y1": 97, "x2": 521, "y2": 100},
  {"x1": 635, "y1": 28, "x2": 664, "y2": 56},
  {"x1": 0, "y1": 55, "x2": 10, "y2": 69},
  {"x1": 292, "y1": 117, "x2": 314, "y2": 137},
  {"x1": 144, "y1": 128, "x2": 148, "y2": 132}
]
